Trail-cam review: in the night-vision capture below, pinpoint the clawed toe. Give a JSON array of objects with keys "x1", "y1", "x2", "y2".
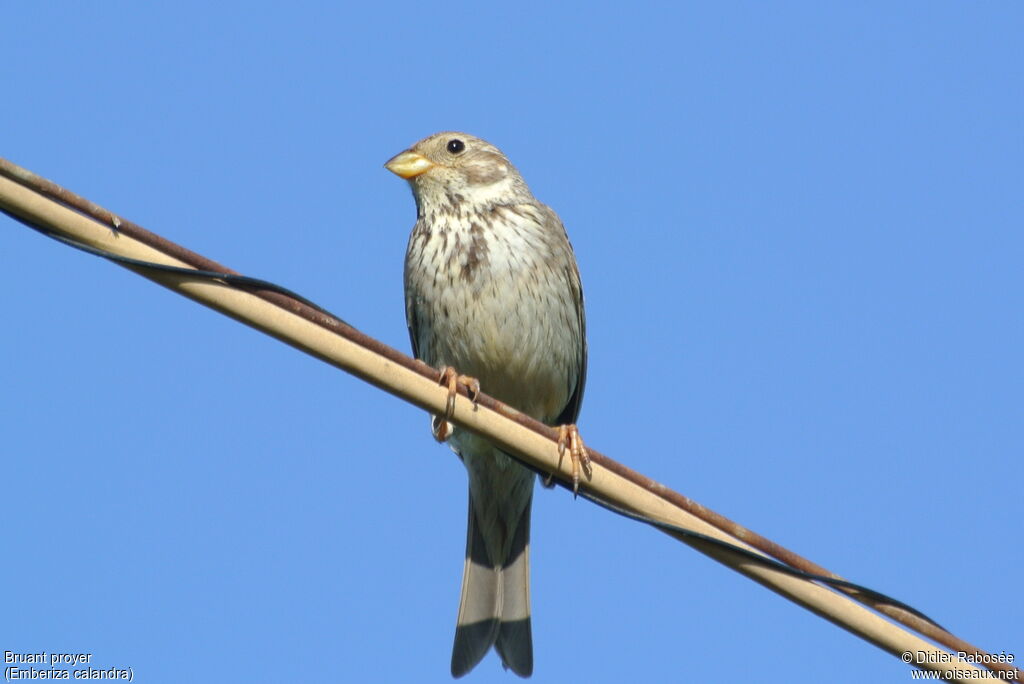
[
  {"x1": 555, "y1": 424, "x2": 591, "y2": 495},
  {"x1": 431, "y1": 366, "x2": 480, "y2": 443}
]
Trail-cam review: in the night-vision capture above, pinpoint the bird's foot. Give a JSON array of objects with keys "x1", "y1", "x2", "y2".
[
  {"x1": 543, "y1": 424, "x2": 591, "y2": 495},
  {"x1": 430, "y1": 366, "x2": 480, "y2": 443}
]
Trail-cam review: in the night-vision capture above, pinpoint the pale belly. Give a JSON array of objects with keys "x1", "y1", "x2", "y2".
[
  {"x1": 418, "y1": 276, "x2": 577, "y2": 424},
  {"x1": 406, "y1": 215, "x2": 581, "y2": 425}
]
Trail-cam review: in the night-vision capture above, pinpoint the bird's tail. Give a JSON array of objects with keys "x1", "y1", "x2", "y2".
[{"x1": 451, "y1": 490, "x2": 533, "y2": 678}]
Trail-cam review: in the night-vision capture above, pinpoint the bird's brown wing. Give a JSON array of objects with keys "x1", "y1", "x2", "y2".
[
  {"x1": 556, "y1": 261, "x2": 587, "y2": 426},
  {"x1": 406, "y1": 298, "x2": 422, "y2": 361},
  {"x1": 540, "y1": 204, "x2": 588, "y2": 427}
]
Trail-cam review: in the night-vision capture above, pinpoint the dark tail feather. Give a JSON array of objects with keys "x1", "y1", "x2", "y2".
[
  {"x1": 451, "y1": 498, "x2": 500, "y2": 677},
  {"x1": 494, "y1": 501, "x2": 532, "y2": 677},
  {"x1": 451, "y1": 491, "x2": 533, "y2": 678}
]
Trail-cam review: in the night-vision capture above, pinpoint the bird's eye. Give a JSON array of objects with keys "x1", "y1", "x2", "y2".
[{"x1": 447, "y1": 139, "x2": 466, "y2": 154}]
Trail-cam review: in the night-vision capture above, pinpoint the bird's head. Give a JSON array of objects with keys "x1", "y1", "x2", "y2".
[{"x1": 385, "y1": 132, "x2": 534, "y2": 210}]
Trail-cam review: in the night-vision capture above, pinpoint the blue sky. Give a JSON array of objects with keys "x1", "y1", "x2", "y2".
[{"x1": 2, "y1": 2, "x2": 1020, "y2": 683}]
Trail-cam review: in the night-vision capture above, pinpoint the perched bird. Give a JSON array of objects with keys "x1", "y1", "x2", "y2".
[{"x1": 386, "y1": 132, "x2": 588, "y2": 678}]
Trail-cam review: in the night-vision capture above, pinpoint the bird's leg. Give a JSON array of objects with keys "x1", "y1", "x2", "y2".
[
  {"x1": 431, "y1": 366, "x2": 481, "y2": 443},
  {"x1": 545, "y1": 424, "x2": 591, "y2": 495}
]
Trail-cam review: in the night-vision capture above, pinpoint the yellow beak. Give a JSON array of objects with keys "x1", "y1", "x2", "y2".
[{"x1": 384, "y1": 151, "x2": 435, "y2": 179}]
